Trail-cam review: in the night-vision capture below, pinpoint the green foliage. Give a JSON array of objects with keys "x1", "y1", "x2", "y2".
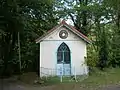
[
  {"x1": 0, "y1": 0, "x2": 120, "y2": 77},
  {"x1": 0, "y1": 0, "x2": 24, "y2": 76},
  {"x1": 97, "y1": 26, "x2": 109, "y2": 69},
  {"x1": 0, "y1": 0, "x2": 58, "y2": 76},
  {"x1": 110, "y1": 29, "x2": 120, "y2": 67},
  {"x1": 86, "y1": 45, "x2": 99, "y2": 67}
]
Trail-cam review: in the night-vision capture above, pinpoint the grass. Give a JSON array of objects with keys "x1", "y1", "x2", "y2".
[
  {"x1": 17, "y1": 68, "x2": 120, "y2": 90},
  {"x1": 42, "y1": 75, "x2": 88, "y2": 85},
  {"x1": 78, "y1": 68, "x2": 120, "y2": 89},
  {"x1": 40, "y1": 68, "x2": 120, "y2": 89}
]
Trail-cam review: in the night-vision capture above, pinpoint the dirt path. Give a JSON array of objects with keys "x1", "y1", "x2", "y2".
[
  {"x1": 0, "y1": 79, "x2": 25, "y2": 90},
  {"x1": 0, "y1": 79, "x2": 120, "y2": 90},
  {"x1": 100, "y1": 85, "x2": 120, "y2": 90}
]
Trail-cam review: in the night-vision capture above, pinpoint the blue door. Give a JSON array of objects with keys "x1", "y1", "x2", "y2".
[{"x1": 57, "y1": 42, "x2": 71, "y2": 76}]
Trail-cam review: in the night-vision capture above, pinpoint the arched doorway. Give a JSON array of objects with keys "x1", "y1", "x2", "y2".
[{"x1": 57, "y1": 42, "x2": 71, "y2": 76}]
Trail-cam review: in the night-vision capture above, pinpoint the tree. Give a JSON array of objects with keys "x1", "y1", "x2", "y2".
[
  {"x1": 0, "y1": 0, "x2": 58, "y2": 76},
  {"x1": 0, "y1": 0, "x2": 23, "y2": 76},
  {"x1": 103, "y1": 0, "x2": 120, "y2": 67}
]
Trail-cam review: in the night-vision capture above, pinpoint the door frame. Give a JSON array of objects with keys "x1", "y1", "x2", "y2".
[{"x1": 56, "y1": 42, "x2": 71, "y2": 76}]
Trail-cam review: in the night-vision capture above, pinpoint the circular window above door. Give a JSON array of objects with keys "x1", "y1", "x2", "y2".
[{"x1": 59, "y1": 30, "x2": 68, "y2": 39}]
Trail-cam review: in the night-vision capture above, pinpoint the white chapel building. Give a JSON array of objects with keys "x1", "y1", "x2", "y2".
[{"x1": 36, "y1": 20, "x2": 91, "y2": 77}]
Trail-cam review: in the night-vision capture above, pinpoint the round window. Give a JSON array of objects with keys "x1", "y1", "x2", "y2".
[{"x1": 59, "y1": 30, "x2": 68, "y2": 39}]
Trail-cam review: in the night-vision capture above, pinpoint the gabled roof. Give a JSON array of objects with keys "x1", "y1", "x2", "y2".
[{"x1": 35, "y1": 20, "x2": 91, "y2": 43}]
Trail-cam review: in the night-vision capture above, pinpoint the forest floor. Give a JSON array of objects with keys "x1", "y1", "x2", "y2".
[{"x1": 1, "y1": 68, "x2": 120, "y2": 90}]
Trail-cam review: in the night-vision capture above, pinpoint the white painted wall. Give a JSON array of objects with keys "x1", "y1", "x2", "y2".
[{"x1": 39, "y1": 26, "x2": 88, "y2": 76}]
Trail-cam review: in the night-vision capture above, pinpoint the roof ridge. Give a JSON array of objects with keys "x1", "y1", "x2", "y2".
[{"x1": 35, "y1": 20, "x2": 91, "y2": 43}]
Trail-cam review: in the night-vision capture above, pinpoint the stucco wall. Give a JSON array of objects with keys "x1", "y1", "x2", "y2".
[{"x1": 39, "y1": 26, "x2": 88, "y2": 76}]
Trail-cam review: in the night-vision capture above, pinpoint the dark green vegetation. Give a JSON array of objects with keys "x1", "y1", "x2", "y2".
[
  {"x1": 0, "y1": 0, "x2": 58, "y2": 76},
  {"x1": 0, "y1": 0, "x2": 120, "y2": 77}
]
